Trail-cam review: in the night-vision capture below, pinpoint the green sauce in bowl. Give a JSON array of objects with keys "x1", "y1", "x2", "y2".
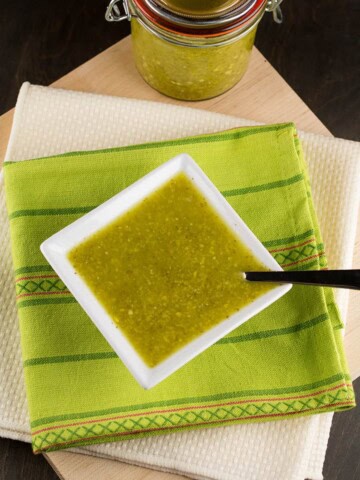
[{"x1": 68, "y1": 173, "x2": 271, "y2": 367}]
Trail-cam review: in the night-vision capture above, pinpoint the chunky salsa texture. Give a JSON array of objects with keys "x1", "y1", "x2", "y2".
[
  {"x1": 68, "y1": 173, "x2": 272, "y2": 367},
  {"x1": 131, "y1": 19, "x2": 257, "y2": 101}
]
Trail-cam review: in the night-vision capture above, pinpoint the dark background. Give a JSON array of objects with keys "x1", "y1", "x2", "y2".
[{"x1": 0, "y1": 0, "x2": 359, "y2": 479}]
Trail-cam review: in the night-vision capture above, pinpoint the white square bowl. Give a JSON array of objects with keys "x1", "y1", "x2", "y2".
[{"x1": 41, "y1": 153, "x2": 291, "y2": 389}]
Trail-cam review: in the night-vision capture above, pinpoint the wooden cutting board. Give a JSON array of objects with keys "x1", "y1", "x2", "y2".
[{"x1": 0, "y1": 35, "x2": 358, "y2": 480}]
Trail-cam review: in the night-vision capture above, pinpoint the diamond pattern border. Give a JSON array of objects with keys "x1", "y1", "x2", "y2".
[{"x1": 33, "y1": 385, "x2": 354, "y2": 451}]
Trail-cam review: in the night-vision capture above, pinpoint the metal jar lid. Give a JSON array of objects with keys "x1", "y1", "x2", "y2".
[
  {"x1": 133, "y1": 0, "x2": 267, "y2": 31},
  {"x1": 153, "y1": 0, "x2": 244, "y2": 19},
  {"x1": 105, "y1": 0, "x2": 285, "y2": 28},
  {"x1": 142, "y1": 0, "x2": 259, "y2": 28}
]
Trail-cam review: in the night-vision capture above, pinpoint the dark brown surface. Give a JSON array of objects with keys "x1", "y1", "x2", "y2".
[
  {"x1": 0, "y1": 0, "x2": 359, "y2": 479},
  {"x1": 0, "y1": 438, "x2": 58, "y2": 480}
]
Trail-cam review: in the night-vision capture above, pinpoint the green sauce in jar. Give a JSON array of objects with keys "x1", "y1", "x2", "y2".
[
  {"x1": 131, "y1": 19, "x2": 257, "y2": 101},
  {"x1": 111, "y1": 0, "x2": 268, "y2": 101}
]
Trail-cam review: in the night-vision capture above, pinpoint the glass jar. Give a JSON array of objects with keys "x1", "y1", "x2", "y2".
[{"x1": 105, "y1": 0, "x2": 280, "y2": 101}]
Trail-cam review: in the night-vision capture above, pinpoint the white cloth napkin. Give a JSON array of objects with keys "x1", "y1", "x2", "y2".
[{"x1": 0, "y1": 83, "x2": 359, "y2": 480}]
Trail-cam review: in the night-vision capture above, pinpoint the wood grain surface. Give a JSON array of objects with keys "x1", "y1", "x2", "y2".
[{"x1": 0, "y1": 1, "x2": 359, "y2": 479}]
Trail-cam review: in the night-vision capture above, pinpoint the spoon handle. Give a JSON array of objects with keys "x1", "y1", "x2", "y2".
[{"x1": 245, "y1": 270, "x2": 360, "y2": 290}]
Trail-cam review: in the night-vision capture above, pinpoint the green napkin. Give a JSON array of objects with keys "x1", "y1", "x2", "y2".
[{"x1": 4, "y1": 123, "x2": 355, "y2": 453}]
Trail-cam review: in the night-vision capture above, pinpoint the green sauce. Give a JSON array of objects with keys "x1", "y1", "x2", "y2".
[
  {"x1": 131, "y1": 19, "x2": 257, "y2": 101},
  {"x1": 68, "y1": 173, "x2": 272, "y2": 367}
]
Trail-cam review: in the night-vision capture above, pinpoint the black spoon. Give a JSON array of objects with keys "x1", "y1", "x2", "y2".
[{"x1": 245, "y1": 270, "x2": 360, "y2": 290}]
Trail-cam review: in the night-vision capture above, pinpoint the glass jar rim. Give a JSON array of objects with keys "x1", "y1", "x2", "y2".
[
  {"x1": 130, "y1": 0, "x2": 267, "y2": 37},
  {"x1": 135, "y1": 13, "x2": 260, "y2": 49},
  {"x1": 147, "y1": 0, "x2": 251, "y2": 21}
]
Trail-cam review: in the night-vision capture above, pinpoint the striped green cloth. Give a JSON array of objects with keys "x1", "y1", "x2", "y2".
[{"x1": 4, "y1": 123, "x2": 355, "y2": 453}]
